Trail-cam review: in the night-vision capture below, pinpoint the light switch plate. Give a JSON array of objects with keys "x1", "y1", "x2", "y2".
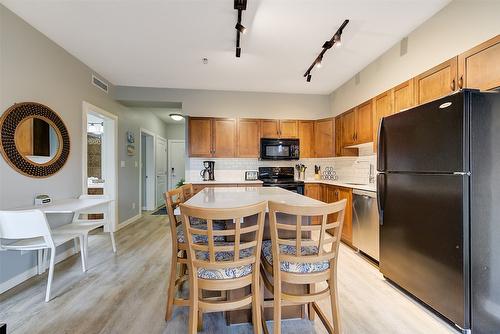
[{"x1": 120, "y1": 161, "x2": 126, "y2": 168}]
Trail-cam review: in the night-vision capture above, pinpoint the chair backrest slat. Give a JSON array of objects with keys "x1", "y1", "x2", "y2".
[
  {"x1": 180, "y1": 202, "x2": 267, "y2": 272},
  {"x1": 295, "y1": 215, "x2": 301, "y2": 257}
]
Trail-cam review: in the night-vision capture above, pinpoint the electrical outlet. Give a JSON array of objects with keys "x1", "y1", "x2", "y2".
[
  {"x1": 132, "y1": 202, "x2": 136, "y2": 210},
  {"x1": 120, "y1": 161, "x2": 126, "y2": 168},
  {"x1": 134, "y1": 161, "x2": 138, "y2": 168}
]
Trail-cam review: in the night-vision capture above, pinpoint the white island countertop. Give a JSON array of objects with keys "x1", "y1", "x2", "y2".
[
  {"x1": 184, "y1": 186, "x2": 323, "y2": 209},
  {"x1": 185, "y1": 179, "x2": 263, "y2": 185}
]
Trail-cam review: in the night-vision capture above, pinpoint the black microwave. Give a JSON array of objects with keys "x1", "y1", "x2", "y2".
[{"x1": 260, "y1": 138, "x2": 300, "y2": 160}]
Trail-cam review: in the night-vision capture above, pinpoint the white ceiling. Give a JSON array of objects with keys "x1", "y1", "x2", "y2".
[
  {"x1": 2, "y1": 0, "x2": 451, "y2": 95},
  {"x1": 129, "y1": 107, "x2": 185, "y2": 124}
]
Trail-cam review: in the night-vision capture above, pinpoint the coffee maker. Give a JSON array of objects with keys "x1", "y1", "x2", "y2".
[{"x1": 200, "y1": 161, "x2": 215, "y2": 181}]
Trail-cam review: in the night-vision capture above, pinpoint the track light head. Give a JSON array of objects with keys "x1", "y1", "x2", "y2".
[
  {"x1": 236, "y1": 47, "x2": 241, "y2": 58},
  {"x1": 234, "y1": 0, "x2": 247, "y2": 10},
  {"x1": 315, "y1": 56, "x2": 323, "y2": 68},
  {"x1": 235, "y1": 22, "x2": 247, "y2": 34},
  {"x1": 307, "y1": 74, "x2": 312, "y2": 82},
  {"x1": 322, "y1": 41, "x2": 333, "y2": 49},
  {"x1": 333, "y1": 34, "x2": 342, "y2": 47}
]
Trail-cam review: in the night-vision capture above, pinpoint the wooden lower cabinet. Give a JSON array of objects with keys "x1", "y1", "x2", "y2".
[{"x1": 304, "y1": 183, "x2": 353, "y2": 245}]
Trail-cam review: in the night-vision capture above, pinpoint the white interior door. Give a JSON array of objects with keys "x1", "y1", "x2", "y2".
[
  {"x1": 168, "y1": 140, "x2": 185, "y2": 190},
  {"x1": 156, "y1": 136, "x2": 167, "y2": 208},
  {"x1": 142, "y1": 133, "x2": 155, "y2": 211}
]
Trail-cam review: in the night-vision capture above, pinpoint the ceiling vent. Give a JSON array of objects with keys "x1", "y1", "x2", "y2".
[
  {"x1": 92, "y1": 74, "x2": 108, "y2": 94},
  {"x1": 400, "y1": 37, "x2": 408, "y2": 56}
]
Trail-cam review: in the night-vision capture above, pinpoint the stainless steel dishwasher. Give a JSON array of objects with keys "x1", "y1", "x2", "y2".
[{"x1": 352, "y1": 189, "x2": 379, "y2": 261}]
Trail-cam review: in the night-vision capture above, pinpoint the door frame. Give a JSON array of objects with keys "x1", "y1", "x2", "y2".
[
  {"x1": 139, "y1": 128, "x2": 156, "y2": 211},
  {"x1": 155, "y1": 135, "x2": 168, "y2": 208},
  {"x1": 167, "y1": 139, "x2": 186, "y2": 190},
  {"x1": 82, "y1": 101, "x2": 118, "y2": 231}
]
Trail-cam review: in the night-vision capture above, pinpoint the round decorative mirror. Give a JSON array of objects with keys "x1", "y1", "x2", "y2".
[{"x1": 0, "y1": 102, "x2": 70, "y2": 178}]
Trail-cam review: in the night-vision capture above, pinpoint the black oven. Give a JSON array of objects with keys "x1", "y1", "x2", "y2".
[
  {"x1": 258, "y1": 167, "x2": 304, "y2": 195},
  {"x1": 263, "y1": 183, "x2": 304, "y2": 195},
  {"x1": 260, "y1": 138, "x2": 300, "y2": 160}
]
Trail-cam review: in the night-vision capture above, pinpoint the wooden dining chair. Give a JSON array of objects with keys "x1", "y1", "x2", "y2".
[
  {"x1": 181, "y1": 183, "x2": 195, "y2": 201},
  {"x1": 164, "y1": 188, "x2": 226, "y2": 321},
  {"x1": 179, "y1": 201, "x2": 267, "y2": 334},
  {"x1": 261, "y1": 199, "x2": 347, "y2": 334}
]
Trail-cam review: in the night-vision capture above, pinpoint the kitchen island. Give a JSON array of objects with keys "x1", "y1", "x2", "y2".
[{"x1": 181, "y1": 186, "x2": 325, "y2": 325}]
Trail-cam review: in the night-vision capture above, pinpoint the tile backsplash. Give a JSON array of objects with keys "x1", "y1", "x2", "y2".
[{"x1": 187, "y1": 155, "x2": 376, "y2": 185}]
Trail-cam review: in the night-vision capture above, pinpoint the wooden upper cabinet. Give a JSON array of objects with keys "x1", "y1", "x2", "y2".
[
  {"x1": 415, "y1": 57, "x2": 458, "y2": 105},
  {"x1": 458, "y1": 35, "x2": 500, "y2": 91},
  {"x1": 355, "y1": 100, "x2": 373, "y2": 144},
  {"x1": 335, "y1": 117, "x2": 357, "y2": 157},
  {"x1": 260, "y1": 119, "x2": 298, "y2": 138},
  {"x1": 237, "y1": 119, "x2": 260, "y2": 158},
  {"x1": 279, "y1": 120, "x2": 298, "y2": 138},
  {"x1": 372, "y1": 91, "x2": 392, "y2": 152},
  {"x1": 314, "y1": 118, "x2": 334, "y2": 158},
  {"x1": 188, "y1": 117, "x2": 213, "y2": 157},
  {"x1": 260, "y1": 119, "x2": 280, "y2": 138},
  {"x1": 341, "y1": 109, "x2": 356, "y2": 147},
  {"x1": 393, "y1": 79, "x2": 415, "y2": 114},
  {"x1": 213, "y1": 118, "x2": 237, "y2": 157},
  {"x1": 298, "y1": 120, "x2": 315, "y2": 158}
]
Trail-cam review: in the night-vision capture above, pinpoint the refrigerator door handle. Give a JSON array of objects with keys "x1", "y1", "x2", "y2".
[
  {"x1": 377, "y1": 118, "x2": 386, "y2": 172},
  {"x1": 377, "y1": 173, "x2": 385, "y2": 225}
]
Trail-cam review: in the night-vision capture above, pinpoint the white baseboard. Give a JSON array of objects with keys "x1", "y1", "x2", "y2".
[
  {"x1": 0, "y1": 247, "x2": 78, "y2": 295},
  {"x1": 117, "y1": 213, "x2": 141, "y2": 230}
]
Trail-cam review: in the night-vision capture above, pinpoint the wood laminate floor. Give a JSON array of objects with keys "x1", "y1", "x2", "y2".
[{"x1": 0, "y1": 214, "x2": 457, "y2": 334}]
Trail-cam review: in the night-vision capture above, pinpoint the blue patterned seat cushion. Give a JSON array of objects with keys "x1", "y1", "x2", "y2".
[
  {"x1": 196, "y1": 247, "x2": 254, "y2": 280},
  {"x1": 176, "y1": 220, "x2": 226, "y2": 244},
  {"x1": 261, "y1": 240, "x2": 330, "y2": 274}
]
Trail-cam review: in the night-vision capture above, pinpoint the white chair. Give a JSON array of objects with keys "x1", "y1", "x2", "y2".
[
  {"x1": 54, "y1": 195, "x2": 116, "y2": 265},
  {"x1": 0, "y1": 210, "x2": 86, "y2": 302}
]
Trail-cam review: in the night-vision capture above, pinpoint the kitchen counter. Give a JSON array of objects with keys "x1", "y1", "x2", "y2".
[
  {"x1": 185, "y1": 179, "x2": 263, "y2": 185},
  {"x1": 304, "y1": 179, "x2": 376, "y2": 192}
]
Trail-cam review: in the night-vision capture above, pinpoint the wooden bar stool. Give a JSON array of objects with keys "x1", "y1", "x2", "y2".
[
  {"x1": 164, "y1": 188, "x2": 226, "y2": 321},
  {"x1": 261, "y1": 199, "x2": 347, "y2": 334},
  {"x1": 179, "y1": 201, "x2": 267, "y2": 334}
]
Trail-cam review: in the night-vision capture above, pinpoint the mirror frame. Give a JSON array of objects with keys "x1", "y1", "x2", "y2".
[{"x1": 0, "y1": 102, "x2": 70, "y2": 178}]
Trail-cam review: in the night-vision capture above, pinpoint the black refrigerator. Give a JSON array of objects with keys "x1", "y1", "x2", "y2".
[{"x1": 377, "y1": 89, "x2": 500, "y2": 333}]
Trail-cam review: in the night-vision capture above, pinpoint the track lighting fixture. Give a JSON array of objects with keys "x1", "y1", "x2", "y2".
[
  {"x1": 303, "y1": 19, "x2": 349, "y2": 82},
  {"x1": 315, "y1": 56, "x2": 323, "y2": 68},
  {"x1": 235, "y1": 22, "x2": 247, "y2": 34},
  {"x1": 234, "y1": 0, "x2": 247, "y2": 58}
]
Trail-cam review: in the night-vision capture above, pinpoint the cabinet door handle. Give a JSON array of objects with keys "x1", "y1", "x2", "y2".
[
  {"x1": 458, "y1": 76, "x2": 464, "y2": 89},
  {"x1": 450, "y1": 79, "x2": 456, "y2": 91}
]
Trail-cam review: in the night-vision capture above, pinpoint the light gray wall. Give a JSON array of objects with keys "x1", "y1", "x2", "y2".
[
  {"x1": 329, "y1": 0, "x2": 500, "y2": 116},
  {"x1": 164, "y1": 123, "x2": 185, "y2": 141},
  {"x1": 115, "y1": 86, "x2": 331, "y2": 120},
  {"x1": 0, "y1": 5, "x2": 168, "y2": 286}
]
